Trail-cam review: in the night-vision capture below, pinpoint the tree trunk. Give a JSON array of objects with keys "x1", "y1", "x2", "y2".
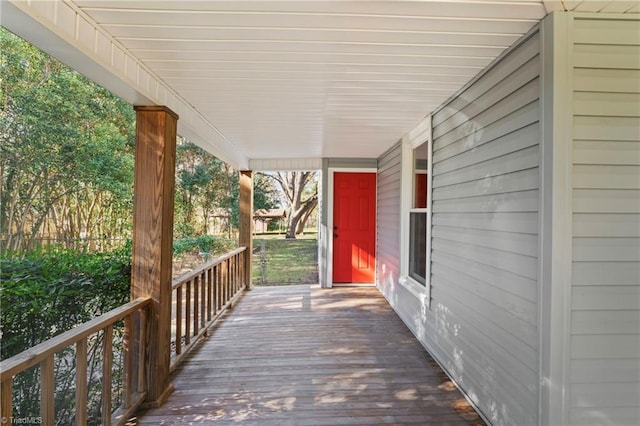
[
  {"x1": 295, "y1": 197, "x2": 318, "y2": 234},
  {"x1": 269, "y1": 171, "x2": 318, "y2": 239}
]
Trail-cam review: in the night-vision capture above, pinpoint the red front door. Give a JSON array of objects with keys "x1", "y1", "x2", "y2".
[{"x1": 332, "y1": 172, "x2": 376, "y2": 283}]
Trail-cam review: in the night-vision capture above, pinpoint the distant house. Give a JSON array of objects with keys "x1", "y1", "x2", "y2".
[{"x1": 253, "y1": 209, "x2": 287, "y2": 234}]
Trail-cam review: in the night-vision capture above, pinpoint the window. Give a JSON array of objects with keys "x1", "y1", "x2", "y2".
[
  {"x1": 409, "y1": 142, "x2": 429, "y2": 285},
  {"x1": 399, "y1": 115, "x2": 432, "y2": 304}
]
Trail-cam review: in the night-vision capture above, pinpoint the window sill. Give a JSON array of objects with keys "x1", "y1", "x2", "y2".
[{"x1": 399, "y1": 275, "x2": 430, "y2": 307}]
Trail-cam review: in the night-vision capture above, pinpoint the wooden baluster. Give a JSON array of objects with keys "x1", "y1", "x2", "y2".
[
  {"x1": 237, "y1": 253, "x2": 241, "y2": 292},
  {"x1": 228, "y1": 256, "x2": 234, "y2": 296},
  {"x1": 228, "y1": 255, "x2": 232, "y2": 296},
  {"x1": 236, "y1": 254, "x2": 240, "y2": 293},
  {"x1": 220, "y1": 262, "x2": 225, "y2": 307},
  {"x1": 207, "y1": 267, "x2": 213, "y2": 321},
  {"x1": 193, "y1": 277, "x2": 199, "y2": 336},
  {"x1": 223, "y1": 259, "x2": 229, "y2": 305},
  {"x1": 241, "y1": 251, "x2": 245, "y2": 290},
  {"x1": 200, "y1": 272, "x2": 206, "y2": 328},
  {"x1": 185, "y1": 282, "x2": 191, "y2": 346},
  {"x1": 102, "y1": 325, "x2": 113, "y2": 425},
  {"x1": 242, "y1": 251, "x2": 246, "y2": 288},
  {"x1": 213, "y1": 264, "x2": 219, "y2": 313},
  {"x1": 218, "y1": 262, "x2": 224, "y2": 306},
  {"x1": 227, "y1": 258, "x2": 233, "y2": 302},
  {"x1": 237, "y1": 253, "x2": 242, "y2": 292},
  {"x1": 218, "y1": 263, "x2": 223, "y2": 308},
  {"x1": 40, "y1": 356, "x2": 54, "y2": 424},
  {"x1": 231, "y1": 255, "x2": 236, "y2": 295},
  {"x1": 175, "y1": 286, "x2": 182, "y2": 355},
  {"x1": 226, "y1": 258, "x2": 233, "y2": 302},
  {"x1": 236, "y1": 253, "x2": 241, "y2": 293},
  {"x1": 138, "y1": 308, "x2": 148, "y2": 394},
  {"x1": 76, "y1": 338, "x2": 88, "y2": 425},
  {"x1": 1, "y1": 380, "x2": 12, "y2": 423},
  {"x1": 234, "y1": 254, "x2": 238, "y2": 294},
  {"x1": 122, "y1": 315, "x2": 132, "y2": 410}
]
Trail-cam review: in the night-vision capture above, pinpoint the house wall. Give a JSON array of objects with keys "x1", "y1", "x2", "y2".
[
  {"x1": 567, "y1": 15, "x2": 640, "y2": 426},
  {"x1": 430, "y1": 28, "x2": 542, "y2": 426},
  {"x1": 377, "y1": 29, "x2": 542, "y2": 425},
  {"x1": 376, "y1": 11, "x2": 640, "y2": 426},
  {"x1": 376, "y1": 142, "x2": 402, "y2": 303}
]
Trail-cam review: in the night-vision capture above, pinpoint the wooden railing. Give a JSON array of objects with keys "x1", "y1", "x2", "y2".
[
  {"x1": 0, "y1": 247, "x2": 247, "y2": 424},
  {"x1": 171, "y1": 247, "x2": 246, "y2": 369},
  {"x1": 0, "y1": 297, "x2": 151, "y2": 425}
]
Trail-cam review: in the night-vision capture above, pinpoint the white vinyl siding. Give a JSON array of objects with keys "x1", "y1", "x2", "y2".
[
  {"x1": 428, "y1": 30, "x2": 541, "y2": 426},
  {"x1": 376, "y1": 30, "x2": 542, "y2": 426},
  {"x1": 375, "y1": 12, "x2": 640, "y2": 426},
  {"x1": 569, "y1": 16, "x2": 640, "y2": 426},
  {"x1": 376, "y1": 142, "x2": 402, "y2": 301}
]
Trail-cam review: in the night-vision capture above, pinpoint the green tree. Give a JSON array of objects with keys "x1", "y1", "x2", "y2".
[
  {"x1": 174, "y1": 140, "x2": 235, "y2": 237},
  {"x1": 267, "y1": 172, "x2": 318, "y2": 239},
  {"x1": 174, "y1": 141, "x2": 279, "y2": 237},
  {"x1": 0, "y1": 28, "x2": 135, "y2": 250}
]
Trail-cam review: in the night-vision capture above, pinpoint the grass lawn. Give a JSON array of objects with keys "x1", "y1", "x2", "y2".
[{"x1": 253, "y1": 238, "x2": 318, "y2": 285}]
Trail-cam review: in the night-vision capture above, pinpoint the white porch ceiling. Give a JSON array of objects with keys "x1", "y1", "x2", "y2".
[{"x1": 3, "y1": 1, "x2": 638, "y2": 168}]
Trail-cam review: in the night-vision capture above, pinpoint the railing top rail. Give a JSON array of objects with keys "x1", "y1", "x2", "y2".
[
  {"x1": 172, "y1": 246, "x2": 246, "y2": 290},
  {"x1": 0, "y1": 297, "x2": 151, "y2": 381}
]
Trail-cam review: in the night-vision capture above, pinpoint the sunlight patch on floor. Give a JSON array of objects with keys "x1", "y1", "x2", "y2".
[
  {"x1": 395, "y1": 388, "x2": 419, "y2": 401},
  {"x1": 261, "y1": 396, "x2": 296, "y2": 411}
]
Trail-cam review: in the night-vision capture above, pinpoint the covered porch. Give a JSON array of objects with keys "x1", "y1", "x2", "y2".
[
  {"x1": 2, "y1": 1, "x2": 638, "y2": 424},
  {"x1": 137, "y1": 285, "x2": 483, "y2": 425}
]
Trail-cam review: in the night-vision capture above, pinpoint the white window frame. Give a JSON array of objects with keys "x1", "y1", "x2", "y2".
[{"x1": 399, "y1": 115, "x2": 433, "y2": 307}]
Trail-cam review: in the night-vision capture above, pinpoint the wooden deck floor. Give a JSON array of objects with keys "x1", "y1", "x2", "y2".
[{"x1": 136, "y1": 285, "x2": 484, "y2": 425}]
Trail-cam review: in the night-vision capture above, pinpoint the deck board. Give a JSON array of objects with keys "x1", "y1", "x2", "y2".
[{"x1": 136, "y1": 285, "x2": 484, "y2": 425}]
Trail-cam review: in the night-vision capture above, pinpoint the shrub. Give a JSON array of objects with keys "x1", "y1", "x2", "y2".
[
  {"x1": 0, "y1": 246, "x2": 131, "y2": 423},
  {"x1": 173, "y1": 235, "x2": 235, "y2": 257},
  {"x1": 1, "y1": 247, "x2": 131, "y2": 358},
  {"x1": 0, "y1": 237, "x2": 236, "y2": 423}
]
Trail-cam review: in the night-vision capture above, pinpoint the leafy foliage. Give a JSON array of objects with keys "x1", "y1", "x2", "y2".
[
  {"x1": 1, "y1": 28, "x2": 278, "y2": 250},
  {"x1": 0, "y1": 248, "x2": 130, "y2": 359},
  {"x1": 174, "y1": 140, "x2": 279, "y2": 237},
  {"x1": 173, "y1": 235, "x2": 236, "y2": 257},
  {"x1": 0, "y1": 247, "x2": 131, "y2": 423},
  {"x1": 1, "y1": 28, "x2": 136, "y2": 250}
]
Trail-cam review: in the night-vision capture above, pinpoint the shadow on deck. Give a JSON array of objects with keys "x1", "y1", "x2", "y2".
[{"x1": 136, "y1": 285, "x2": 484, "y2": 425}]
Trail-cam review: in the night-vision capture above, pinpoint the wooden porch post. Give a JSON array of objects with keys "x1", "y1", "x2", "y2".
[
  {"x1": 239, "y1": 170, "x2": 253, "y2": 289},
  {"x1": 131, "y1": 106, "x2": 177, "y2": 405}
]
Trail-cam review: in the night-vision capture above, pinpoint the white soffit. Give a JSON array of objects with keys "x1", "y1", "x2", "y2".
[
  {"x1": 74, "y1": 0, "x2": 546, "y2": 161},
  {"x1": 3, "y1": 0, "x2": 597, "y2": 165},
  {"x1": 544, "y1": 1, "x2": 640, "y2": 13},
  {"x1": 1, "y1": 0, "x2": 250, "y2": 168}
]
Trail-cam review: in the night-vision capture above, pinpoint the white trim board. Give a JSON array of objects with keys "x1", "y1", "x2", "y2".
[{"x1": 539, "y1": 12, "x2": 573, "y2": 426}]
